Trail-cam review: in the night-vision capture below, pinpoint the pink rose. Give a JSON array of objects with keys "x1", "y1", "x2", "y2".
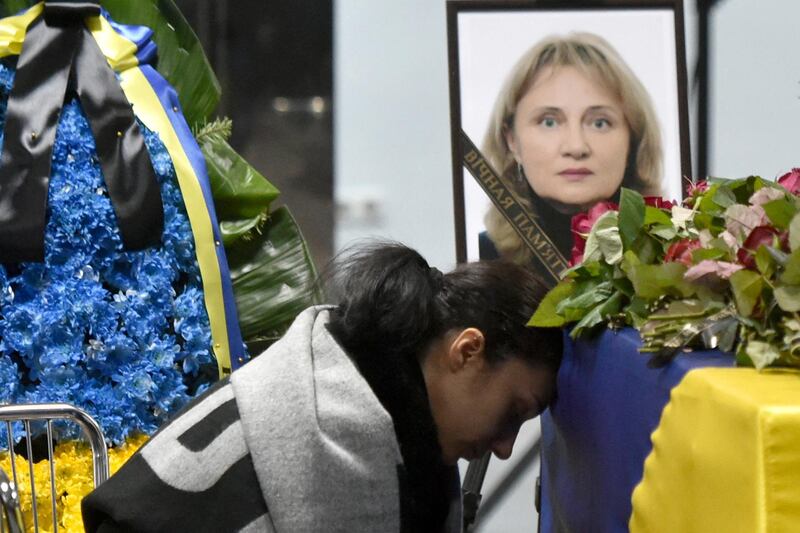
[
  {"x1": 570, "y1": 201, "x2": 618, "y2": 265},
  {"x1": 664, "y1": 239, "x2": 702, "y2": 267},
  {"x1": 686, "y1": 179, "x2": 709, "y2": 196},
  {"x1": 736, "y1": 225, "x2": 779, "y2": 269},
  {"x1": 684, "y1": 260, "x2": 744, "y2": 288},
  {"x1": 684, "y1": 179, "x2": 709, "y2": 207},
  {"x1": 777, "y1": 168, "x2": 800, "y2": 194}
]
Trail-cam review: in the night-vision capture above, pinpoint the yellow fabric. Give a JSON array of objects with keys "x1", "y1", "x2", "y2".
[
  {"x1": 0, "y1": 5, "x2": 233, "y2": 375},
  {"x1": 0, "y1": 2, "x2": 41, "y2": 58},
  {"x1": 630, "y1": 368, "x2": 800, "y2": 533}
]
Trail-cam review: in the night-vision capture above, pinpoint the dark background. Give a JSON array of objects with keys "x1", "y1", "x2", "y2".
[{"x1": 175, "y1": 0, "x2": 334, "y2": 270}]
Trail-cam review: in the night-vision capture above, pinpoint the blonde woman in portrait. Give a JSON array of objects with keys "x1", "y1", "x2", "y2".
[{"x1": 480, "y1": 32, "x2": 663, "y2": 265}]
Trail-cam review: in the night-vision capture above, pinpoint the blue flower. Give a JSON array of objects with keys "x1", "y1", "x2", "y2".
[{"x1": 0, "y1": 62, "x2": 225, "y2": 444}]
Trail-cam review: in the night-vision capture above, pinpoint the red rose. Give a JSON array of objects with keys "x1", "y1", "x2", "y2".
[
  {"x1": 664, "y1": 239, "x2": 702, "y2": 267},
  {"x1": 778, "y1": 168, "x2": 800, "y2": 194},
  {"x1": 644, "y1": 196, "x2": 676, "y2": 209},
  {"x1": 736, "y1": 225, "x2": 780, "y2": 269},
  {"x1": 569, "y1": 201, "x2": 618, "y2": 265}
]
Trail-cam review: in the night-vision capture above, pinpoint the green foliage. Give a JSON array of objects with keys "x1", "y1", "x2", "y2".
[
  {"x1": 228, "y1": 207, "x2": 323, "y2": 352},
  {"x1": 774, "y1": 285, "x2": 800, "y2": 312},
  {"x1": 0, "y1": 0, "x2": 28, "y2": 17},
  {"x1": 729, "y1": 270, "x2": 762, "y2": 317},
  {"x1": 583, "y1": 211, "x2": 622, "y2": 264},
  {"x1": 780, "y1": 249, "x2": 800, "y2": 284},
  {"x1": 529, "y1": 281, "x2": 574, "y2": 327},
  {"x1": 762, "y1": 198, "x2": 797, "y2": 229},
  {"x1": 618, "y1": 188, "x2": 645, "y2": 250},
  {"x1": 532, "y1": 174, "x2": 800, "y2": 370},
  {"x1": 628, "y1": 263, "x2": 690, "y2": 299},
  {"x1": 102, "y1": 0, "x2": 221, "y2": 128},
  {"x1": 200, "y1": 135, "x2": 280, "y2": 246},
  {"x1": 789, "y1": 213, "x2": 800, "y2": 251}
]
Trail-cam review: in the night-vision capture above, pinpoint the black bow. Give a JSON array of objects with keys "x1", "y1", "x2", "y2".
[{"x1": 0, "y1": 1, "x2": 164, "y2": 263}]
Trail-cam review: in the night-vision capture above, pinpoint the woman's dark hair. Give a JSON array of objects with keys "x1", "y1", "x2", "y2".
[{"x1": 325, "y1": 242, "x2": 562, "y2": 370}]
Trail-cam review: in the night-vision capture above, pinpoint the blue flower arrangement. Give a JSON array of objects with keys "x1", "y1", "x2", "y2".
[{"x1": 0, "y1": 62, "x2": 217, "y2": 444}]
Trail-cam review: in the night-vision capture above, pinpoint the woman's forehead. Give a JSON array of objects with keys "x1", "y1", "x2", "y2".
[{"x1": 517, "y1": 65, "x2": 622, "y2": 111}]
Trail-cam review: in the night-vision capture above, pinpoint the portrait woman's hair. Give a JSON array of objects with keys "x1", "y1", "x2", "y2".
[{"x1": 483, "y1": 32, "x2": 663, "y2": 264}]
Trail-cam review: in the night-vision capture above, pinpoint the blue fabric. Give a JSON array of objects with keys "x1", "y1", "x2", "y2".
[
  {"x1": 103, "y1": 11, "x2": 158, "y2": 66},
  {"x1": 539, "y1": 328, "x2": 735, "y2": 533},
  {"x1": 138, "y1": 64, "x2": 246, "y2": 369}
]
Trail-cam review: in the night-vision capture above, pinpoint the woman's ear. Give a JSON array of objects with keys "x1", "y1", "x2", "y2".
[
  {"x1": 503, "y1": 124, "x2": 521, "y2": 164},
  {"x1": 447, "y1": 327, "x2": 486, "y2": 372}
]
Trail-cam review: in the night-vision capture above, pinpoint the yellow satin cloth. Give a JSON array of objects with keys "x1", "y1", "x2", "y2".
[{"x1": 630, "y1": 368, "x2": 800, "y2": 532}]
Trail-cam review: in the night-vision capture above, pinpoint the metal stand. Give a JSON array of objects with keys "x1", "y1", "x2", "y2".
[{"x1": 461, "y1": 437, "x2": 543, "y2": 532}]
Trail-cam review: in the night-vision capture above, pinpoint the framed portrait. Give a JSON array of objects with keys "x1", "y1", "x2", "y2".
[{"x1": 447, "y1": 0, "x2": 691, "y2": 282}]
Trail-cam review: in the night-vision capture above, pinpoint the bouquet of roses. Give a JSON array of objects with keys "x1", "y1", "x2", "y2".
[{"x1": 530, "y1": 168, "x2": 800, "y2": 370}]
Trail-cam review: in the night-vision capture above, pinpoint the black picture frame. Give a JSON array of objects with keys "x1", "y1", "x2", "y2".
[{"x1": 447, "y1": 0, "x2": 692, "y2": 265}]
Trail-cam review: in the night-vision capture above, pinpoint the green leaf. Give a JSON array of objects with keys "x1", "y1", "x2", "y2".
[
  {"x1": 584, "y1": 211, "x2": 623, "y2": 264},
  {"x1": 648, "y1": 298, "x2": 713, "y2": 320},
  {"x1": 790, "y1": 213, "x2": 800, "y2": 252},
  {"x1": 781, "y1": 249, "x2": 800, "y2": 284},
  {"x1": 227, "y1": 207, "x2": 322, "y2": 351},
  {"x1": 219, "y1": 217, "x2": 266, "y2": 246},
  {"x1": 571, "y1": 291, "x2": 623, "y2": 337},
  {"x1": 691, "y1": 212, "x2": 718, "y2": 232},
  {"x1": 692, "y1": 247, "x2": 726, "y2": 262},
  {"x1": 195, "y1": 117, "x2": 233, "y2": 144},
  {"x1": 755, "y1": 246, "x2": 775, "y2": 277},
  {"x1": 555, "y1": 280, "x2": 613, "y2": 315},
  {"x1": 628, "y1": 262, "x2": 689, "y2": 299},
  {"x1": 762, "y1": 198, "x2": 798, "y2": 229},
  {"x1": 620, "y1": 250, "x2": 642, "y2": 282},
  {"x1": 201, "y1": 136, "x2": 280, "y2": 245},
  {"x1": 625, "y1": 296, "x2": 650, "y2": 328},
  {"x1": 528, "y1": 281, "x2": 575, "y2": 327},
  {"x1": 729, "y1": 270, "x2": 763, "y2": 317},
  {"x1": 618, "y1": 188, "x2": 645, "y2": 250},
  {"x1": 774, "y1": 285, "x2": 800, "y2": 312},
  {"x1": 632, "y1": 234, "x2": 660, "y2": 264},
  {"x1": 644, "y1": 206, "x2": 673, "y2": 226},
  {"x1": 744, "y1": 340, "x2": 781, "y2": 370},
  {"x1": 731, "y1": 176, "x2": 767, "y2": 203},
  {"x1": 650, "y1": 224, "x2": 678, "y2": 240},
  {"x1": 0, "y1": 0, "x2": 29, "y2": 17},
  {"x1": 712, "y1": 185, "x2": 736, "y2": 208},
  {"x1": 102, "y1": 0, "x2": 221, "y2": 126}
]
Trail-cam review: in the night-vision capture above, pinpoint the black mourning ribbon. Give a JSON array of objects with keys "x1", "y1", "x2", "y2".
[{"x1": 0, "y1": 1, "x2": 163, "y2": 263}]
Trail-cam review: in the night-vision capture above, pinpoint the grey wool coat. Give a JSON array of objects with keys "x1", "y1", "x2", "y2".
[{"x1": 82, "y1": 306, "x2": 462, "y2": 532}]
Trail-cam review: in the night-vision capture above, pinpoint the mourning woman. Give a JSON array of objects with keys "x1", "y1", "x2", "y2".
[
  {"x1": 82, "y1": 242, "x2": 562, "y2": 532},
  {"x1": 481, "y1": 32, "x2": 663, "y2": 265}
]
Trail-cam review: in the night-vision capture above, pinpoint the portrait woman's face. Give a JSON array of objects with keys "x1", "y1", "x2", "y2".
[{"x1": 505, "y1": 66, "x2": 631, "y2": 214}]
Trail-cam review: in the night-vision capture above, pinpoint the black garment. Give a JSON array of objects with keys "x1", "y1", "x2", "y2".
[
  {"x1": 479, "y1": 197, "x2": 574, "y2": 264},
  {"x1": 347, "y1": 340, "x2": 455, "y2": 533}
]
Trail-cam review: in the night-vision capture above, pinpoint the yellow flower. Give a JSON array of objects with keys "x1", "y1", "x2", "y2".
[{"x1": 0, "y1": 434, "x2": 149, "y2": 532}]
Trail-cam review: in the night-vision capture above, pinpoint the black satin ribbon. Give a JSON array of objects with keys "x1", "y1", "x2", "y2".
[{"x1": 0, "y1": 1, "x2": 164, "y2": 263}]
